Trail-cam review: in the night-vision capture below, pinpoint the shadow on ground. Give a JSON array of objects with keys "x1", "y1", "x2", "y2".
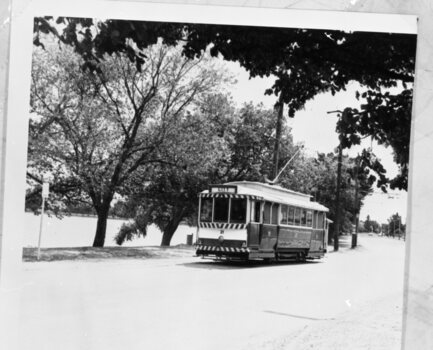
[{"x1": 181, "y1": 258, "x2": 322, "y2": 270}]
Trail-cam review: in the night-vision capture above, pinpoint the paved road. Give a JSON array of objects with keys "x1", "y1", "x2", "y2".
[{"x1": 11, "y1": 234, "x2": 405, "y2": 350}]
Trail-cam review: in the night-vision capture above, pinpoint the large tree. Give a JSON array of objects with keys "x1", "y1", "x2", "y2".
[
  {"x1": 29, "y1": 39, "x2": 231, "y2": 247},
  {"x1": 115, "y1": 96, "x2": 233, "y2": 246}
]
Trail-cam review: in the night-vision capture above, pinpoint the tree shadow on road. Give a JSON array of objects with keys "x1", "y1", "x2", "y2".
[{"x1": 180, "y1": 259, "x2": 322, "y2": 270}]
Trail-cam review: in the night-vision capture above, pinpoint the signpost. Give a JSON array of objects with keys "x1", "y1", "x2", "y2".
[{"x1": 37, "y1": 182, "x2": 49, "y2": 260}]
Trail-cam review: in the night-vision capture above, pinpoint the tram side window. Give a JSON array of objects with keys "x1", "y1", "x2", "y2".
[
  {"x1": 306, "y1": 211, "x2": 313, "y2": 227},
  {"x1": 200, "y1": 198, "x2": 213, "y2": 222},
  {"x1": 271, "y1": 203, "x2": 279, "y2": 225},
  {"x1": 251, "y1": 201, "x2": 261, "y2": 223},
  {"x1": 317, "y1": 212, "x2": 325, "y2": 229},
  {"x1": 288, "y1": 206, "x2": 295, "y2": 225},
  {"x1": 294, "y1": 207, "x2": 301, "y2": 225},
  {"x1": 301, "y1": 209, "x2": 307, "y2": 226},
  {"x1": 281, "y1": 205, "x2": 288, "y2": 225},
  {"x1": 214, "y1": 198, "x2": 229, "y2": 222},
  {"x1": 263, "y1": 202, "x2": 272, "y2": 224},
  {"x1": 230, "y1": 198, "x2": 247, "y2": 223},
  {"x1": 312, "y1": 211, "x2": 317, "y2": 228}
]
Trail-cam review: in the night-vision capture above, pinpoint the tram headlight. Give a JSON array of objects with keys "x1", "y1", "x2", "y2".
[
  {"x1": 241, "y1": 241, "x2": 247, "y2": 248},
  {"x1": 218, "y1": 235, "x2": 224, "y2": 243}
]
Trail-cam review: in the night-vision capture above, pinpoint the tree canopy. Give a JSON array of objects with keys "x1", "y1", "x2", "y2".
[{"x1": 34, "y1": 16, "x2": 416, "y2": 190}]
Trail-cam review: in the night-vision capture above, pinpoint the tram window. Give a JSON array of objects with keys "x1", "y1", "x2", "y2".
[
  {"x1": 294, "y1": 208, "x2": 301, "y2": 225},
  {"x1": 301, "y1": 209, "x2": 307, "y2": 226},
  {"x1": 230, "y1": 198, "x2": 247, "y2": 223},
  {"x1": 312, "y1": 211, "x2": 317, "y2": 228},
  {"x1": 214, "y1": 198, "x2": 229, "y2": 222},
  {"x1": 306, "y1": 211, "x2": 313, "y2": 227},
  {"x1": 281, "y1": 205, "x2": 288, "y2": 225},
  {"x1": 271, "y1": 203, "x2": 279, "y2": 225},
  {"x1": 317, "y1": 212, "x2": 324, "y2": 229},
  {"x1": 251, "y1": 201, "x2": 261, "y2": 223},
  {"x1": 200, "y1": 198, "x2": 213, "y2": 222},
  {"x1": 263, "y1": 202, "x2": 272, "y2": 224},
  {"x1": 288, "y1": 206, "x2": 295, "y2": 225},
  {"x1": 250, "y1": 201, "x2": 256, "y2": 222}
]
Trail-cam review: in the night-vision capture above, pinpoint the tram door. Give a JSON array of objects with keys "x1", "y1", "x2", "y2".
[
  {"x1": 259, "y1": 202, "x2": 278, "y2": 251},
  {"x1": 324, "y1": 218, "x2": 332, "y2": 250},
  {"x1": 247, "y1": 200, "x2": 261, "y2": 247}
]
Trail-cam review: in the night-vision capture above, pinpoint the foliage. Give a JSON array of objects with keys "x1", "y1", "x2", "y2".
[
  {"x1": 29, "y1": 38, "x2": 231, "y2": 247},
  {"x1": 34, "y1": 17, "x2": 416, "y2": 190},
  {"x1": 115, "y1": 101, "x2": 296, "y2": 246},
  {"x1": 361, "y1": 215, "x2": 381, "y2": 233},
  {"x1": 279, "y1": 152, "x2": 373, "y2": 238},
  {"x1": 34, "y1": 18, "x2": 416, "y2": 112},
  {"x1": 217, "y1": 102, "x2": 295, "y2": 182},
  {"x1": 336, "y1": 89, "x2": 413, "y2": 190},
  {"x1": 387, "y1": 213, "x2": 405, "y2": 236}
]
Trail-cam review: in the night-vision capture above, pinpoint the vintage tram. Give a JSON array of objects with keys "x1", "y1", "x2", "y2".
[{"x1": 195, "y1": 181, "x2": 329, "y2": 261}]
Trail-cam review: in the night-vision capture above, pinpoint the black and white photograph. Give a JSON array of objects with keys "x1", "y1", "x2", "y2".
[{"x1": 1, "y1": 1, "x2": 430, "y2": 349}]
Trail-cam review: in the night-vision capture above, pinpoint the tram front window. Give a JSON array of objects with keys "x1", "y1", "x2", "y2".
[
  {"x1": 230, "y1": 198, "x2": 246, "y2": 223},
  {"x1": 200, "y1": 198, "x2": 213, "y2": 222},
  {"x1": 214, "y1": 198, "x2": 229, "y2": 222}
]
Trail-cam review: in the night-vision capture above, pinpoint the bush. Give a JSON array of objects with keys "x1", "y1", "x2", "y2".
[{"x1": 114, "y1": 213, "x2": 148, "y2": 245}]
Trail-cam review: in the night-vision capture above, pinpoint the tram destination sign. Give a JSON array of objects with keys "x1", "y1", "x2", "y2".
[{"x1": 209, "y1": 185, "x2": 237, "y2": 194}]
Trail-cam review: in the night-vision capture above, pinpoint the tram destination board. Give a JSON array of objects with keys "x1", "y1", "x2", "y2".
[{"x1": 209, "y1": 185, "x2": 237, "y2": 194}]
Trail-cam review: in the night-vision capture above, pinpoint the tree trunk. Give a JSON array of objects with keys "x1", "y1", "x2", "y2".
[
  {"x1": 92, "y1": 206, "x2": 110, "y2": 247},
  {"x1": 160, "y1": 206, "x2": 186, "y2": 247}
]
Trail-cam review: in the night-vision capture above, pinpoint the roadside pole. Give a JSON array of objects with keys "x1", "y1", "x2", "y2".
[
  {"x1": 352, "y1": 156, "x2": 359, "y2": 248},
  {"x1": 334, "y1": 142, "x2": 342, "y2": 251},
  {"x1": 327, "y1": 109, "x2": 344, "y2": 252},
  {"x1": 37, "y1": 182, "x2": 49, "y2": 260}
]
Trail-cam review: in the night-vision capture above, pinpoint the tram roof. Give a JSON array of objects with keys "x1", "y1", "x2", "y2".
[{"x1": 200, "y1": 181, "x2": 329, "y2": 212}]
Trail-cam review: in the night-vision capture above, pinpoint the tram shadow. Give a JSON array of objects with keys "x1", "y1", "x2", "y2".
[{"x1": 181, "y1": 258, "x2": 322, "y2": 270}]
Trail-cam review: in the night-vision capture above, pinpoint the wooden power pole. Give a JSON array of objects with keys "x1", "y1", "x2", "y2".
[
  {"x1": 333, "y1": 142, "x2": 343, "y2": 251},
  {"x1": 272, "y1": 93, "x2": 284, "y2": 180},
  {"x1": 352, "y1": 157, "x2": 359, "y2": 248}
]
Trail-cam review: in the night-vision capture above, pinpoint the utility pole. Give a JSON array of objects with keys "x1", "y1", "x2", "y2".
[
  {"x1": 334, "y1": 141, "x2": 343, "y2": 251},
  {"x1": 352, "y1": 156, "x2": 359, "y2": 248},
  {"x1": 37, "y1": 180, "x2": 49, "y2": 260},
  {"x1": 272, "y1": 92, "x2": 284, "y2": 180},
  {"x1": 327, "y1": 109, "x2": 348, "y2": 252}
]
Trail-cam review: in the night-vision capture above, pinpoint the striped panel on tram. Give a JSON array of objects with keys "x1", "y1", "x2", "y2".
[
  {"x1": 199, "y1": 222, "x2": 247, "y2": 229},
  {"x1": 199, "y1": 193, "x2": 262, "y2": 200},
  {"x1": 196, "y1": 245, "x2": 250, "y2": 253}
]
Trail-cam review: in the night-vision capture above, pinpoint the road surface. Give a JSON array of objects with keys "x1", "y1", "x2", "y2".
[{"x1": 10, "y1": 234, "x2": 405, "y2": 350}]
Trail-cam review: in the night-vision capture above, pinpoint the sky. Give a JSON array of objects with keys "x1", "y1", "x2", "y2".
[{"x1": 225, "y1": 61, "x2": 408, "y2": 224}]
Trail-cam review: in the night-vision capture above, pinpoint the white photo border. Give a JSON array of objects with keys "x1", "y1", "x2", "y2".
[{"x1": 1, "y1": 1, "x2": 428, "y2": 350}]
